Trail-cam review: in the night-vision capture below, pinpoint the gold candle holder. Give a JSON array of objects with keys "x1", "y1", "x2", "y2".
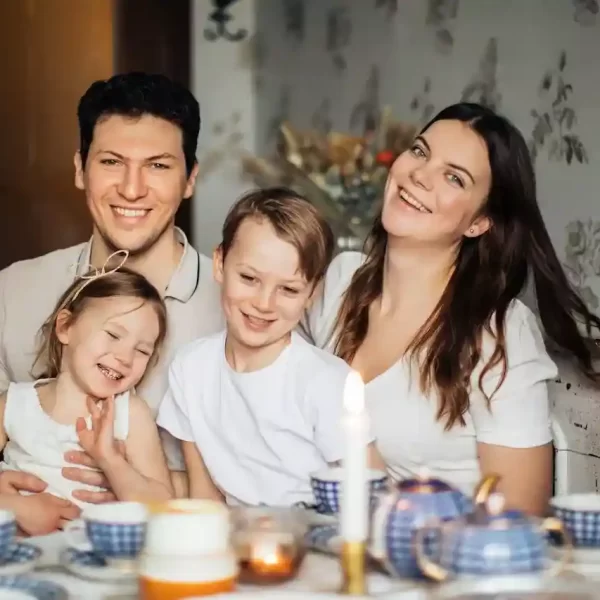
[{"x1": 340, "y1": 540, "x2": 367, "y2": 596}]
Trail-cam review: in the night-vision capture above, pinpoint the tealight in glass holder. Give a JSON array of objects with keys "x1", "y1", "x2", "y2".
[{"x1": 231, "y1": 507, "x2": 308, "y2": 585}]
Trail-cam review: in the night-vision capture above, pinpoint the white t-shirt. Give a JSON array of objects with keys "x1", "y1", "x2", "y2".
[
  {"x1": 157, "y1": 330, "x2": 362, "y2": 506},
  {"x1": 304, "y1": 252, "x2": 557, "y2": 496}
]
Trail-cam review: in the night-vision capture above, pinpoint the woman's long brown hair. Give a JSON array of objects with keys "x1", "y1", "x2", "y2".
[{"x1": 334, "y1": 103, "x2": 600, "y2": 430}]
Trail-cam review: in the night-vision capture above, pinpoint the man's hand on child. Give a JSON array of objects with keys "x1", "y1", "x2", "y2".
[
  {"x1": 13, "y1": 493, "x2": 80, "y2": 536},
  {"x1": 0, "y1": 471, "x2": 48, "y2": 495}
]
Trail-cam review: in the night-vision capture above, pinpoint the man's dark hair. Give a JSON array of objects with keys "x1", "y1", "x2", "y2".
[{"x1": 77, "y1": 72, "x2": 200, "y2": 175}]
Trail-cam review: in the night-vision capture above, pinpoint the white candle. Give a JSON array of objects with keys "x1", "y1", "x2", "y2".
[{"x1": 340, "y1": 370, "x2": 369, "y2": 542}]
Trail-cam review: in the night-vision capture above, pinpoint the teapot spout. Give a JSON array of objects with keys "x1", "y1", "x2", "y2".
[{"x1": 473, "y1": 473, "x2": 501, "y2": 506}]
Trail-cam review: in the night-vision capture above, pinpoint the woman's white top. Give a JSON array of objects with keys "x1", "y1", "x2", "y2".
[
  {"x1": 304, "y1": 252, "x2": 557, "y2": 495},
  {"x1": 1, "y1": 380, "x2": 129, "y2": 507}
]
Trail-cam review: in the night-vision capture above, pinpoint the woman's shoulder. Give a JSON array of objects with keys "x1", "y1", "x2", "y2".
[
  {"x1": 325, "y1": 251, "x2": 366, "y2": 288},
  {"x1": 476, "y1": 299, "x2": 556, "y2": 383},
  {"x1": 503, "y1": 299, "x2": 547, "y2": 356},
  {"x1": 305, "y1": 252, "x2": 366, "y2": 348}
]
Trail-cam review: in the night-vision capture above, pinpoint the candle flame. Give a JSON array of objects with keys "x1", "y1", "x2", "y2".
[
  {"x1": 261, "y1": 552, "x2": 280, "y2": 565},
  {"x1": 343, "y1": 370, "x2": 365, "y2": 414}
]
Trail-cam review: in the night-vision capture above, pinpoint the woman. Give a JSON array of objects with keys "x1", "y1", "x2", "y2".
[{"x1": 305, "y1": 102, "x2": 600, "y2": 516}]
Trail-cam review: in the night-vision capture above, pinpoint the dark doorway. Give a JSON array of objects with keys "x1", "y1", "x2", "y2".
[
  {"x1": 0, "y1": 0, "x2": 114, "y2": 269},
  {"x1": 113, "y1": 0, "x2": 193, "y2": 239}
]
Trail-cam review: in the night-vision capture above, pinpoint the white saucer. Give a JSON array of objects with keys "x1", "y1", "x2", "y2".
[
  {"x1": 60, "y1": 548, "x2": 137, "y2": 583},
  {"x1": 0, "y1": 576, "x2": 68, "y2": 600},
  {"x1": 436, "y1": 572, "x2": 599, "y2": 598},
  {"x1": 0, "y1": 543, "x2": 41, "y2": 576},
  {"x1": 304, "y1": 510, "x2": 337, "y2": 527},
  {"x1": 305, "y1": 524, "x2": 341, "y2": 556},
  {"x1": 550, "y1": 544, "x2": 600, "y2": 565}
]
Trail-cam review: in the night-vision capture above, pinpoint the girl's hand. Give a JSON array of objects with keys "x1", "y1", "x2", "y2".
[{"x1": 76, "y1": 396, "x2": 121, "y2": 467}]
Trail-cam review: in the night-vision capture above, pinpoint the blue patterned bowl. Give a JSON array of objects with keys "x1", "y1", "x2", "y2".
[
  {"x1": 551, "y1": 493, "x2": 600, "y2": 547},
  {"x1": 369, "y1": 474, "x2": 500, "y2": 579},
  {"x1": 310, "y1": 467, "x2": 388, "y2": 515}
]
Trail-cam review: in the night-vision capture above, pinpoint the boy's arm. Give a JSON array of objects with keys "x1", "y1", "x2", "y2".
[{"x1": 182, "y1": 441, "x2": 224, "y2": 502}]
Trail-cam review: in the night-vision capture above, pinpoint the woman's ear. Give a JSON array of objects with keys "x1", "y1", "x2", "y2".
[
  {"x1": 55, "y1": 309, "x2": 73, "y2": 345},
  {"x1": 465, "y1": 214, "x2": 492, "y2": 238}
]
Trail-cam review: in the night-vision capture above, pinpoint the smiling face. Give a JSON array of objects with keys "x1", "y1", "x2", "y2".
[
  {"x1": 213, "y1": 217, "x2": 315, "y2": 355},
  {"x1": 74, "y1": 114, "x2": 199, "y2": 256},
  {"x1": 57, "y1": 296, "x2": 161, "y2": 398},
  {"x1": 381, "y1": 119, "x2": 493, "y2": 247}
]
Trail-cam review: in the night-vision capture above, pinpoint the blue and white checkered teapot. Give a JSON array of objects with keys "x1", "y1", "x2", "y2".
[
  {"x1": 414, "y1": 492, "x2": 572, "y2": 581},
  {"x1": 369, "y1": 471, "x2": 499, "y2": 579}
]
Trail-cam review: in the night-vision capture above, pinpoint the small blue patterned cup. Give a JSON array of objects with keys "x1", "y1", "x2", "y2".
[
  {"x1": 64, "y1": 502, "x2": 148, "y2": 564},
  {"x1": 310, "y1": 467, "x2": 389, "y2": 515},
  {"x1": 414, "y1": 508, "x2": 571, "y2": 581},
  {"x1": 551, "y1": 493, "x2": 600, "y2": 547},
  {"x1": 0, "y1": 510, "x2": 17, "y2": 562}
]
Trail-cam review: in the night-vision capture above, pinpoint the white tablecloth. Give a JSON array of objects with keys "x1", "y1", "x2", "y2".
[{"x1": 25, "y1": 532, "x2": 428, "y2": 600}]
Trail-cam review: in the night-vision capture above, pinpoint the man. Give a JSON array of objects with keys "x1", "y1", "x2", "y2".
[{"x1": 0, "y1": 72, "x2": 224, "y2": 533}]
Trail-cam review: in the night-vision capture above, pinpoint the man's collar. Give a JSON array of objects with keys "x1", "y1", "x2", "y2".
[{"x1": 76, "y1": 227, "x2": 200, "y2": 302}]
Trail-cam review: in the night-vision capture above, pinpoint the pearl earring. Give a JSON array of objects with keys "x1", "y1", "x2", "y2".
[{"x1": 469, "y1": 227, "x2": 475, "y2": 234}]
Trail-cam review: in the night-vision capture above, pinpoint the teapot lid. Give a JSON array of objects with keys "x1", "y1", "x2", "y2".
[
  {"x1": 468, "y1": 493, "x2": 528, "y2": 528},
  {"x1": 396, "y1": 476, "x2": 457, "y2": 494}
]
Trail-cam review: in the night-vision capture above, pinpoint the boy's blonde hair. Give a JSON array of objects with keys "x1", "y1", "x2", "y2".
[{"x1": 220, "y1": 187, "x2": 335, "y2": 286}]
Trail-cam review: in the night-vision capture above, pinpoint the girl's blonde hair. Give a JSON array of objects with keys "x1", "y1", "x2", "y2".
[{"x1": 32, "y1": 266, "x2": 168, "y2": 379}]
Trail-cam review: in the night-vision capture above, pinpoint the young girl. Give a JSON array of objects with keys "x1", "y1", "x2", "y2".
[
  {"x1": 0, "y1": 252, "x2": 173, "y2": 508},
  {"x1": 158, "y1": 188, "x2": 383, "y2": 506}
]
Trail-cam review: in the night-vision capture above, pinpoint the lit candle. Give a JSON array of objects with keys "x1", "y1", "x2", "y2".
[
  {"x1": 249, "y1": 538, "x2": 294, "y2": 577},
  {"x1": 340, "y1": 370, "x2": 369, "y2": 542}
]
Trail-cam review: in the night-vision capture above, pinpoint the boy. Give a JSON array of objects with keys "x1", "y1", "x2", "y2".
[{"x1": 157, "y1": 187, "x2": 382, "y2": 505}]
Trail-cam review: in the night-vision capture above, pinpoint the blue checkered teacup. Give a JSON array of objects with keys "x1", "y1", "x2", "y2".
[
  {"x1": 550, "y1": 493, "x2": 600, "y2": 547},
  {"x1": 64, "y1": 502, "x2": 148, "y2": 565},
  {"x1": 414, "y1": 501, "x2": 571, "y2": 581},
  {"x1": 0, "y1": 510, "x2": 17, "y2": 562},
  {"x1": 310, "y1": 467, "x2": 389, "y2": 515}
]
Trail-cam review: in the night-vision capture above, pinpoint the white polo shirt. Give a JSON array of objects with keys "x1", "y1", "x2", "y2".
[
  {"x1": 304, "y1": 252, "x2": 557, "y2": 496},
  {"x1": 0, "y1": 228, "x2": 224, "y2": 469},
  {"x1": 157, "y1": 331, "x2": 360, "y2": 506}
]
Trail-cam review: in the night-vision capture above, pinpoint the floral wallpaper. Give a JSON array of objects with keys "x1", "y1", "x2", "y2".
[
  {"x1": 565, "y1": 220, "x2": 600, "y2": 311},
  {"x1": 426, "y1": 0, "x2": 460, "y2": 54},
  {"x1": 529, "y1": 51, "x2": 589, "y2": 165},
  {"x1": 460, "y1": 37, "x2": 501, "y2": 111},
  {"x1": 215, "y1": 0, "x2": 600, "y2": 317}
]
